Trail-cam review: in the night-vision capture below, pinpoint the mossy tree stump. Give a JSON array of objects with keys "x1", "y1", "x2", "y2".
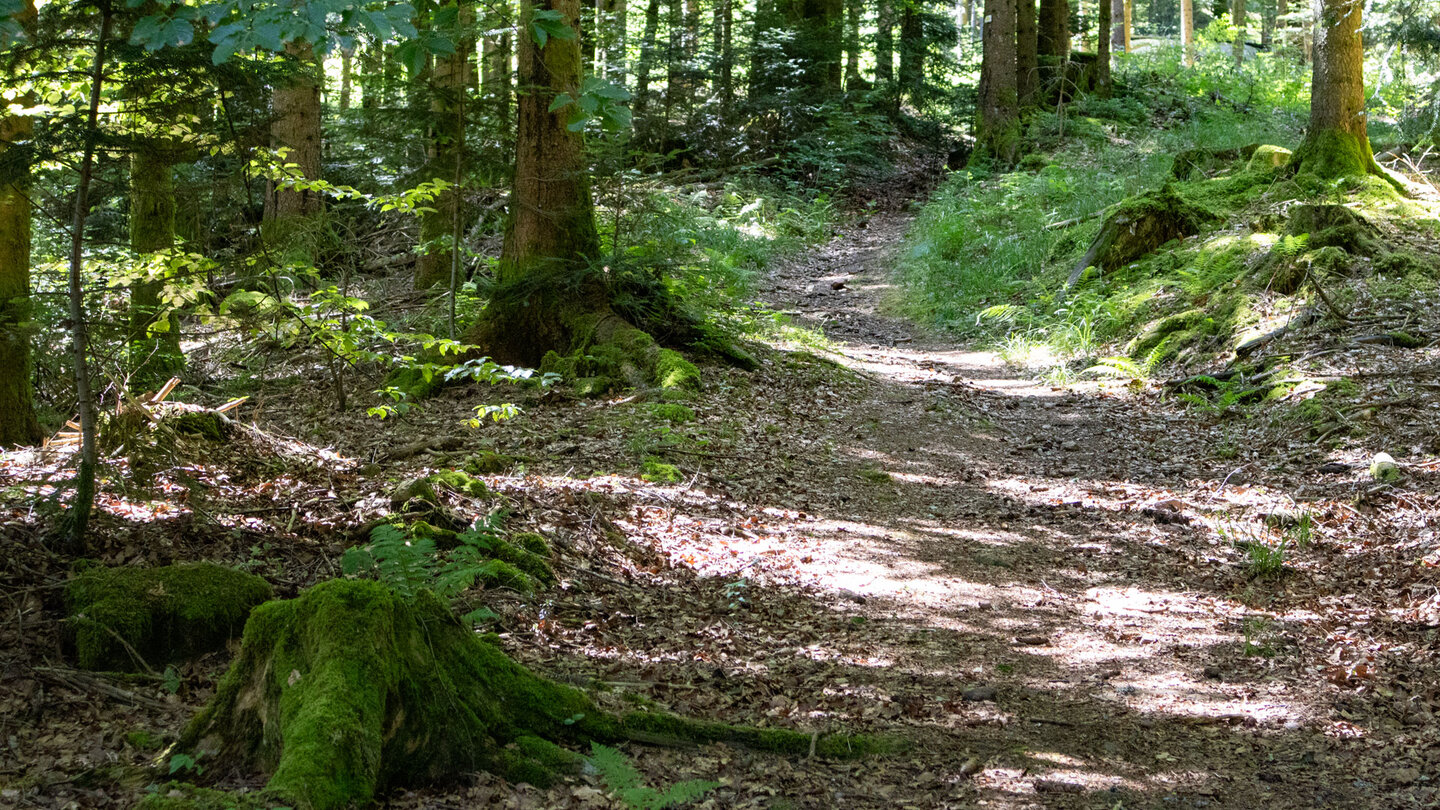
[{"x1": 173, "y1": 579, "x2": 893, "y2": 810}]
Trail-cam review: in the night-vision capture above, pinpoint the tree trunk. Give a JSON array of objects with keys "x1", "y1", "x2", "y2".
[
  {"x1": 664, "y1": 0, "x2": 682, "y2": 125},
  {"x1": 716, "y1": 0, "x2": 733, "y2": 103},
  {"x1": 128, "y1": 147, "x2": 185, "y2": 387},
  {"x1": 876, "y1": 0, "x2": 895, "y2": 83},
  {"x1": 898, "y1": 2, "x2": 923, "y2": 102},
  {"x1": 265, "y1": 41, "x2": 323, "y2": 222},
  {"x1": 1291, "y1": 0, "x2": 1385, "y2": 180},
  {"x1": 1181, "y1": 0, "x2": 1195, "y2": 65},
  {"x1": 1122, "y1": 0, "x2": 1131, "y2": 51},
  {"x1": 1037, "y1": 0, "x2": 1069, "y2": 58},
  {"x1": 1110, "y1": 0, "x2": 1124, "y2": 51},
  {"x1": 1017, "y1": 0, "x2": 1038, "y2": 104},
  {"x1": 362, "y1": 37, "x2": 384, "y2": 110},
  {"x1": 1233, "y1": 0, "x2": 1245, "y2": 65},
  {"x1": 977, "y1": 0, "x2": 1019, "y2": 164},
  {"x1": 782, "y1": 0, "x2": 844, "y2": 93},
  {"x1": 0, "y1": 2, "x2": 41, "y2": 448},
  {"x1": 634, "y1": 0, "x2": 661, "y2": 113},
  {"x1": 62, "y1": 5, "x2": 113, "y2": 556},
  {"x1": 483, "y1": 1, "x2": 513, "y2": 129},
  {"x1": 339, "y1": 46, "x2": 354, "y2": 111},
  {"x1": 416, "y1": 1, "x2": 471, "y2": 290},
  {"x1": 1261, "y1": 0, "x2": 1273, "y2": 47},
  {"x1": 1097, "y1": 0, "x2": 1111, "y2": 94},
  {"x1": 845, "y1": 0, "x2": 862, "y2": 89}
]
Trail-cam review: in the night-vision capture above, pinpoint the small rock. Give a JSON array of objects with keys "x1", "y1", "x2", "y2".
[
  {"x1": 1034, "y1": 778, "x2": 1083, "y2": 794},
  {"x1": 1061, "y1": 440, "x2": 1078, "y2": 451},
  {"x1": 961, "y1": 686, "x2": 998, "y2": 702},
  {"x1": 1015, "y1": 635, "x2": 1051, "y2": 646},
  {"x1": 1318, "y1": 461, "x2": 1350, "y2": 475},
  {"x1": 958, "y1": 757, "x2": 983, "y2": 777},
  {"x1": 831, "y1": 280, "x2": 847, "y2": 290},
  {"x1": 1394, "y1": 767, "x2": 1420, "y2": 785},
  {"x1": 1202, "y1": 666, "x2": 1224, "y2": 680},
  {"x1": 838, "y1": 589, "x2": 867, "y2": 604},
  {"x1": 1370, "y1": 453, "x2": 1401, "y2": 483}
]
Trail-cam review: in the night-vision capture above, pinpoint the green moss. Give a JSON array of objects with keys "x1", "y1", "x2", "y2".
[
  {"x1": 169, "y1": 412, "x2": 229, "y2": 442},
  {"x1": 137, "y1": 783, "x2": 278, "y2": 810},
  {"x1": 641, "y1": 459, "x2": 682, "y2": 484},
  {"x1": 646, "y1": 403, "x2": 696, "y2": 423},
  {"x1": 1291, "y1": 129, "x2": 1379, "y2": 181},
  {"x1": 430, "y1": 469, "x2": 490, "y2": 499},
  {"x1": 125, "y1": 730, "x2": 163, "y2": 750},
  {"x1": 463, "y1": 450, "x2": 516, "y2": 475},
  {"x1": 654, "y1": 349, "x2": 701, "y2": 391},
  {"x1": 384, "y1": 365, "x2": 445, "y2": 402},
  {"x1": 511, "y1": 532, "x2": 551, "y2": 557},
  {"x1": 572, "y1": 376, "x2": 615, "y2": 397},
  {"x1": 1246, "y1": 145, "x2": 1292, "y2": 172},
  {"x1": 66, "y1": 563, "x2": 272, "y2": 672},
  {"x1": 409, "y1": 520, "x2": 461, "y2": 550}
]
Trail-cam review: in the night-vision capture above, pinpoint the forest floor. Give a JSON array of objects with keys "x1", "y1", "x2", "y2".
[{"x1": 5, "y1": 170, "x2": 1440, "y2": 809}]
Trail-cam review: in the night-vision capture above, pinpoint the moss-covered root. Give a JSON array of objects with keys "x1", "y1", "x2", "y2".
[
  {"x1": 65, "y1": 563, "x2": 271, "y2": 672},
  {"x1": 539, "y1": 313, "x2": 703, "y2": 397},
  {"x1": 1062, "y1": 184, "x2": 1216, "y2": 295},
  {"x1": 176, "y1": 579, "x2": 606, "y2": 809},
  {"x1": 172, "y1": 580, "x2": 898, "y2": 809}
]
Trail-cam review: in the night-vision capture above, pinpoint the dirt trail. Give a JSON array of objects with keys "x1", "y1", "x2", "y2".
[{"x1": 703, "y1": 207, "x2": 1392, "y2": 808}]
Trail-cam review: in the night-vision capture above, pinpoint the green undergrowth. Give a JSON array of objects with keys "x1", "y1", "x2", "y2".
[
  {"x1": 902, "y1": 81, "x2": 1440, "y2": 380},
  {"x1": 65, "y1": 563, "x2": 272, "y2": 672}
]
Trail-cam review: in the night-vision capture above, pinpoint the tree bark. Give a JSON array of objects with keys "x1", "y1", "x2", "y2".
[
  {"x1": 1233, "y1": 0, "x2": 1246, "y2": 65},
  {"x1": 1017, "y1": 0, "x2": 1038, "y2": 104},
  {"x1": 782, "y1": 0, "x2": 844, "y2": 93},
  {"x1": 898, "y1": 1, "x2": 923, "y2": 102},
  {"x1": 339, "y1": 46, "x2": 354, "y2": 111},
  {"x1": 845, "y1": 0, "x2": 862, "y2": 89},
  {"x1": 715, "y1": 0, "x2": 733, "y2": 103},
  {"x1": 977, "y1": 0, "x2": 1019, "y2": 164},
  {"x1": 1121, "y1": 0, "x2": 1130, "y2": 51},
  {"x1": 1181, "y1": 0, "x2": 1195, "y2": 65},
  {"x1": 1037, "y1": 0, "x2": 1068, "y2": 58},
  {"x1": 0, "y1": 1, "x2": 40, "y2": 448},
  {"x1": 1097, "y1": 0, "x2": 1111, "y2": 94},
  {"x1": 128, "y1": 147, "x2": 184, "y2": 387},
  {"x1": 876, "y1": 0, "x2": 895, "y2": 83},
  {"x1": 1110, "y1": 0, "x2": 1124, "y2": 52},
  {"x1": 1291, "y1": 0, "x2": 1385, "y2": 180},
  {"x1": 416, "y1": 0, "x2": 471, "y2": 290},
  {"x1": 634, "y1": 0, "x2": 661, "y2": 113},
  {"x1": 63, "y1": 4, "x2": 113, "y2": 555},
  {"x1": 265, "y1": 41, "x2": 323, "y2": 222}
]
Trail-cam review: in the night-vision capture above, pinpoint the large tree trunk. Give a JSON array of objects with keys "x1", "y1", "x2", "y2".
[
  {"x1": 716, "y1": 0, "x2": 734, "y2": 103},
  {"x1": 0, "y1": 4, "x2": 41, "y2": 448},
  {"x1": 1110, "y1": 0, "x2": 1125, "y2": 52},
  {"x1": 977, "y1": 0, "x2": 1019, "y2": 164},
  {"x1": 845, "y1": 0, "x2": 862, "y2": 89},
  {"x1": 174, "y1": 580, "x2": 885, "y2": 810},
  {"x1": 1017, "y1": 0, "x2": 1038, "y2": 105},
  {"x1": 128, "y1": 147, "x2": 185, "y2": 387},
  {"x1": 1290, "y1": 0, "x2": 1384, "y2": 180},
  {"x1": 898, "y1": 2, "x2": 923, "y2": 103},
  {"x1": 264, "y1": 41, "x2": 323, "y2": 222},
  {"x1": 416, "y1": 1, "x2": 471, "y2": 290},
  {"x1": 782, "y1": 0, "x2": 844, "y2": 93},
  {"x1": 1181, "y1": 0, "x2": 1195, "y2": 65},
  {"x1": 1037, "y1": 0, "x2": 1069, "y2": 58},
  {"x1": 482, "y1": 1, "x2": 513, "y2": 133}
]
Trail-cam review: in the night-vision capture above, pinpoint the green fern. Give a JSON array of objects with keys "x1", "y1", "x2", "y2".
[
  {"x1": 1085, "y1": 356, "x2": 1146, "y2": 379},
  {"x1": 1273, "y1": 233, "x2": 1310, "y2": 258},
  {"x1": 587, "y1": 743, "x2": 719, "y2": 810},
  {"x1": 341, "y1": 524, "x2": 437, "y2": 601}
]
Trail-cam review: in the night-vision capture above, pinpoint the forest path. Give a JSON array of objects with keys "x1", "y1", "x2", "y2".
[{"x1": 718, "y1": 205, "x2": 1383, "y2": 808}]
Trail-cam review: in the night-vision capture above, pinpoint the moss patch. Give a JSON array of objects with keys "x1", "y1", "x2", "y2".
[
  {"x1": 1246, "y1": 145, "x2": 1292, "y2": 172},
  {"x1": 646, "y1": 403, "x2": 696, "y2": 423},
  {"x1": 463, "y1": 450, "x2": 516, "y2": 475},
  {"x1": 641, "y1": 459, "x2": 683, "y2": 484},
  {"x1": 655, "y1": 349, "x2": 701, "y2": 392},
  {"x1": 66, "y1": 563, "x2": 272, "y2": 672},
  {"x1": 173, "y1": 580, "x2": 894, "y2": 810}
]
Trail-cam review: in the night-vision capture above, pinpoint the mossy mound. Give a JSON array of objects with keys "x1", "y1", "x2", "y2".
[
  {"x1": 168, "y1": 411, "x2": 232, "y2": 442},
  {"x1": 463, "y1": 450, "x2": 517, "y2": 475},
  {"x1": 1285, "y1": 204, "x2": 1383, "y2": 257},
  {"x1": 1246, "y1": 145, "x2": 1292, "y2": 172},
  {"x1": 171, "y1": 579, "x2": 893, "y2": 810},
  {"x1": 66, "y1": 563, "x2": 272, "y2": 672},
  {"x1": 538, "y1": 316, "x2": 704, "y2": 397},
  {"x1": 390, "y1": 469, "x2": 489, "y2": 507}
]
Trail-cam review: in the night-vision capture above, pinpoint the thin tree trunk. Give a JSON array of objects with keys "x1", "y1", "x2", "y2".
[
  {"x1": 265, "y1": 41, "x2": 323, "y2": 222},
  {"x1": 63, "y1": 4, "x2": 114, "y2": 555},
  {"x1": 978, "y1": 0, "x2": 1019, "y2": 163},
  {"x1": 417, "y1": 0, "x2": 470, "y2": 289},
  {"x1": 1097, "y1": 0, "x2": 1110, "y2": 93},
  {"x1": 876, "y1": 0, "x2": 895, "y2": 83},
  {"x1": 339, "y1": 46, "x2": 354, "y2": 110},
  {"x1": 1233, "y1": 0, "x2": 1246, "y2": 65},
  {"x1": 0, "y1": 1, "x2": 40, "y2": 448},
  {"x1": 716, "y1": 0, "x2": 733, "y2": 103},
  {"x1": 845, "y1": 0, "x2": 862, "y2": 88},
  {"x1": 634, "y1": 0, "x2": 661, "y2": 113},
  {"x1": 1121, "y1": 0, "x2": 1131, "y2": 51},
  {"x1": 1181, "y1": 0, "x2": 1194, "y2": 64},
  {"x1": 1261, "y1": 0, "x2": 1273, "y2": 47},
  {"x1": 362, "y1": 38, "x2": 384, "y2": 109}
]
